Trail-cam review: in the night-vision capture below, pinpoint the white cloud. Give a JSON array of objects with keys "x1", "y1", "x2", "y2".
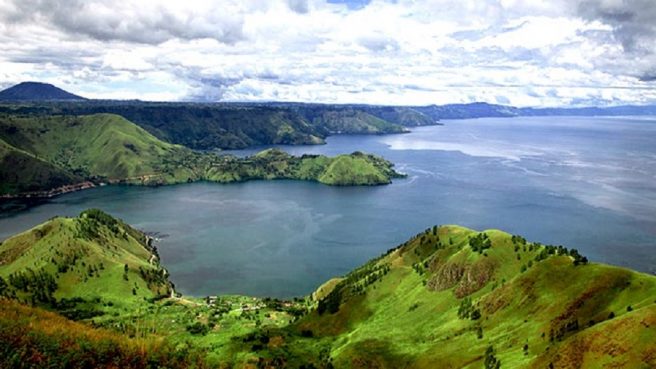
[{"x1": 0, "y1": 0, "x2": 654, "y2": 106}]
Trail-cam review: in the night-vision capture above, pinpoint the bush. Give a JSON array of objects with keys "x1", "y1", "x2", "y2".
[{"x1": 185, "y1": 322, "x2": 210, "y2": 335}]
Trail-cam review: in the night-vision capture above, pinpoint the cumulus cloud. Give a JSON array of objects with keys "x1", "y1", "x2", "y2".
[
  {"x1": 0, "y1": 0, "x2": 654, "y2": 106},
  {"x1": 1, "y1": 0, "x2": 245, "y2": 44}
]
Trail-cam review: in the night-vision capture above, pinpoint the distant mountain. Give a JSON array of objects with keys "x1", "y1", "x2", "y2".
[
  {"x1": 1, "y1": 82, "x2": 655, "y2": 151},
  {"x1": 413, "y1": 101, "x2": 656, "y2": 120},
  {"x1": 0, "y1": 82, "x2": 86, "y2": 101}
]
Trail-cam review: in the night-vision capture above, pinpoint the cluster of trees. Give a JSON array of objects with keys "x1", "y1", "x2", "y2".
[
  {"x1": 0, "y1": 276, "x2": 7, "y2": 297},
  {"x1": 457, "y1": 297, "x2": 481, "y2": 320},
  {"x1": 317, "y1": 287, "x2": 342, "y2": 315},
  {"x1": 138, "y1": 266, "x2": 168, "y2": 290},
  {"x1": 412, "y1": 261, "x2": 429, "y2": 275},
  {"x1": 85, "y1": 263, "x2": 104, "y2": 278},
  {"x1": 262, "y1": 297, "x2": 308, "y2": 319},
  {"x1": 7, "y1": 268, "x2": 57, "y2": 304},
  {"x1": 484, "y1": 346, "x2": 501, "y2": 369},
  {"x1": 54, "y1": 297, "x2": 105, "y2": 320},
  {"x1": 321, "y1": 263, "x2": 391, "y2": 314},
  {"x1": 77, "y1": 209, "x2": 121, "y2": 240},
  {"x1": 469, "y1": 233, "x2": 492, "y2": 254},
  {"x1": 512, "y1": 235, "x2": 589, "y2": 266},
  {"x1": 186, "y1": 321, "x2": 211, "y2": 335}
]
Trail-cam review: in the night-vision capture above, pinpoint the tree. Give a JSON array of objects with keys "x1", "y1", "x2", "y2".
[
  {"x1": 0, "y1": 276, "x2": 7, "y2": 297},
  {"x1": 484, "y1": 346, "x2": 501, "y2": 369}
]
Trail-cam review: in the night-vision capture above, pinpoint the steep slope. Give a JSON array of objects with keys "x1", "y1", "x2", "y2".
[
  {"x1": 0, "y1": 210, "x2": 313, "y2": 368},
  {"x1": 0, "y1": 209, "x2": 172, "y2": 315},
  {"x1": 0, "y1": 214, "x2": 654, "y2": 368},
  {"x1": 0, "y1": 299, "x2": 211, "y2": 369},
  {"x1": 296, "y1": 107, "x2": 409, "y2": 134},
  {"x1": 0, "y1": 101, "x2": 419, "y2": 150},
  {"x1": 0, "y1": 138, "x2": 82, "y2": 195},
  {"x1": 0, "y1": 113, "x2": 199, "y2": 181},
  {"x1": 294, "y1": 226, "x2": 656, "y2": 368},
  {"x1": 0, "y1": 113, "x2": 402, "y2": 196},
  {"x1": 0, "y1": 82, "x2": 86, "y2": 101}
]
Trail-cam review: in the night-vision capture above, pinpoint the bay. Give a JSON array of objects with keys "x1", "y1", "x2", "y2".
[{"x1": 1, "y1": 116, "x2": 655, "y2": 297}]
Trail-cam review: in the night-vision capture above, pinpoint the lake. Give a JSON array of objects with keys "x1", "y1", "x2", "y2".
[{"x1": 1, "y1": 116, "x2": 655, "y2": 297}]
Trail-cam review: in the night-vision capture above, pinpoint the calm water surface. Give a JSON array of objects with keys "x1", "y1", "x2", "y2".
[{"x1": 1, "y1": 116, "x2": 655, "y2": 297}]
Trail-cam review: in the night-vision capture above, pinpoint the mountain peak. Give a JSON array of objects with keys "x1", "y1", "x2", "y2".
[{"x1": 0, "y1": 81, "x2": 86, "y2": 101}]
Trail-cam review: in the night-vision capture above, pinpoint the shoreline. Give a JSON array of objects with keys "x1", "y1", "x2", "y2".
[{"x1": 0, "y1": 181, "x2": 97, "y2": 200}]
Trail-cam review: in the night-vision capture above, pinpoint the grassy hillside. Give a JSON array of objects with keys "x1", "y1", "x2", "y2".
[
  {"x1": 0, "y1": 209, "x2": 172, "y2": 313},
  {"x1": 0, "y1": 113, "x2": 200, "y2": 181},
  {"x1": 1, "y1": 213, "x2": 653, "y2": 368},
  {"x1": 303, "y1": 108, "x2": 409, "y2": 134},
  {"x1": 0, "y1": 101, "x2": 424, "y2": 150},
  {"x1": 206, "y1": 149, "x2": 404, "y2": 186},
  {"x1": 294, "y1": 225, "x2": 656, "y2": 368},
  {"x1": 0, "y1": 297, "x2": 213, "y2": 369},
  {"x1": 0, "y1": 210, "x2": 313, "y2": 368},
  {"x1": 0, "y1": 113, "x2": 403, "y2": 196},
  {"x1": 0, "y1": 138, "x2": 81, "y2": 194}
]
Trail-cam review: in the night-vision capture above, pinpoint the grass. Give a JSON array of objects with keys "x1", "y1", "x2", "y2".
[
  {"x1": 0, "y1": 209, "x2": 171, "y2": 315},
  {"x1": 1, "y1": 213, "x2": 654, "y2": 368},
  {"x1": 0, "y1": 113, "x2": 403, "y2": 195},
  {"x1": 296, "y1": 225, "x2": 656, "y2": 368}
]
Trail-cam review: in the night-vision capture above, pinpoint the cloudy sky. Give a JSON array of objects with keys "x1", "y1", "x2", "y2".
[{"x1": 1, "y1": 0, "x2": 655, "y2": 106}]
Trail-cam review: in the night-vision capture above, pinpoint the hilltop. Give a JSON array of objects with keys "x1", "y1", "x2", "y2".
[
  {"x1": 0, "y1": 209, "x2": 171, "y2": 315},
  {"x1": 0, "y1": 112, "x2": 403, "y2": 197},
  {"x1": 0, "y1": 82, "x2": 86, "y2": 101},
  {"x1": 295, "y1": 225, "x2": 656, "y2": 368},
  {"x1": 1, "y1": 212, "x2": 654, "y2": 368}
]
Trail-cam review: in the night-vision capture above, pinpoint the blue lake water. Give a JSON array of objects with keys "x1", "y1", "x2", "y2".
[{"x1": 1, "y1": 116, "x2": 655, "y2": 297}]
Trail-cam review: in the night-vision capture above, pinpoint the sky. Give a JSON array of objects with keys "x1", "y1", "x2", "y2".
[{"x1": 0, "y1": 0, "x2": 655, "y2": 107}]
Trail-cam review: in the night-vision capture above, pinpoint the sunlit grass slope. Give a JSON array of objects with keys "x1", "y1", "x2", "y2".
[
  {"x1": 0, "y1": 113, "x2": 403, "y2": 195},
  {"x1": 0, "y1": 209, "x2": 172, "y2": 316},
  {"x1": 0, "y1": 113, "x2": 199, "y2": 181},
  {"x1": 2, "y1": 212, "x2": 652, "y2": 368},
  {"x1": 206, "y1": 148, "x2": 404, "y2": 186},
  {"x1": 0, "y1": 299, "x2": 211, "y2": 369},
  {"x1": 294, "y1": 225, "x2": 656, "y2": 368},
  {"x1": 0, "y1": 138, "x2": 81, "y2": 194}
]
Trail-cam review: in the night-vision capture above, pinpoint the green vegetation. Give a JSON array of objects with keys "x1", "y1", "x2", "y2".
[
  {"x1": 0, "y1": 113, "x2": 403, "y2": 196},
  {"x1": 1, "y1": 213, "x2": 655, "y2": 368},
  {"x1": 298, "y1": 106, "x2": 409, "y2": 134},
  {"x1": 0, "y1": 299, "x2": 211, "y2": 369},
  {"x1": 0, "y1": 100, "x2": 430, "y2": 150},
  {"x1": 0, "y1": 209, "x2": 171, "y2": 310},
  {"x1": 0, "y1": 138, "x2": 81, "y2": 194}
]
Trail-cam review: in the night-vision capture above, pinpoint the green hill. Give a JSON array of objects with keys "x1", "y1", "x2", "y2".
[
  {"x1": 0, "y1": 138, "x2": 81, "y2": 195},
  {"x1": 305, "y1": 108, "x2": 409, "y2": 134},
  {"x1": 0, "y1": 100, "x2": 422, "y2": 150},
  {"x1": 206, "y1": 149, "x2": 404, "y2": 186},
  {"x1": 294, "y1": 225, "x2": 656, "y2": 368},
  {"x1": 1, "y1": 213, "x2": 654, "y2": 368},
  {"x1": 0, "y1": 209, "x2": 171, "y2": 315},
  {"x1": 0, "y1": 113, "x2": 403, "y2": 196}
]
